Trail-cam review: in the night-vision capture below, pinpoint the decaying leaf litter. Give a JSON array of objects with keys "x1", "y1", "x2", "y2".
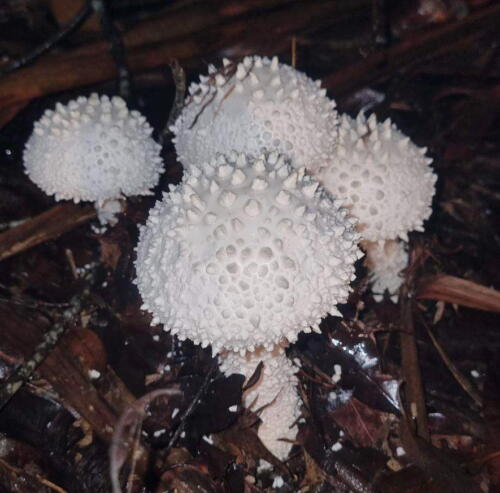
[{"x1": 0, "y1": 1, "x2": 499, "y2": 492}]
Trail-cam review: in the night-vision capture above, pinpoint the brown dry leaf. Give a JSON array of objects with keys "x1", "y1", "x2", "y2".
[
  {"x1": 300, "y1": 449, "x2": 326, "y2": 489},
  {"x1": 417, "y1": 274, "x2": 500, "y2": 312},
  {"x1": 331, "y1": 397, "x2": 392, "y2": 448},
  {"x1": 215, "y1": 412, "x2": 288, "y2": 475},
  {"x1": 157, "y1": 464, "x2": 219, "y2": 493}
]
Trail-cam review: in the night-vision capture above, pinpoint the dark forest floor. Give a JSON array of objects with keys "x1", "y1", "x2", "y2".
[{"x1": 0, "y1": 1, "x2": 499, "y2": 492}]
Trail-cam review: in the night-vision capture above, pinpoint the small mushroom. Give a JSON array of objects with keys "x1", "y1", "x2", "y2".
[
  {"x1": 316, "y1": 112, "x2": 437, "y2": 299},
  {"x1": 24, "y1": 93, "x2": 163, "y2": 225},
  {"x1": 171, "y1": 55, "x2": 337, "y2": 173}
]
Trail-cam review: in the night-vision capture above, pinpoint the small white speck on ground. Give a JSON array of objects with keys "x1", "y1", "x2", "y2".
[
  {"x1": 203, "y1": 435, "x2": 214, "y2": 444},
  {"x1": 272, "y1": 476, "x2": 284, "y2": 488},
  {"x1": 332, "y1": 364, "x2": 342, "y2": 383}
]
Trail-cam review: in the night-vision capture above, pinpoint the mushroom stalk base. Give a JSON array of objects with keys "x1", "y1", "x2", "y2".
[{"x1": 220, "y1": 346, "x2": 300, "y2": 461}]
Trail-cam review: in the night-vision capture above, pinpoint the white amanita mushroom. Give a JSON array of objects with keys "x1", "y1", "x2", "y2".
[
  {"x1": 135, "y1": 150, "x2": 362, "y2": 354},
  {"x1": 171, "y1": 55, "x2": 337, "y2": 173},
  {"x1": 316, "y1": 112, "x2": 436, "y2": 299},
  {"x1": 24, "y1": 93, "x2": 163, "y2": 225},
  {"x1": 220, "y1": 346, "x2": 300, "y2": 460}
]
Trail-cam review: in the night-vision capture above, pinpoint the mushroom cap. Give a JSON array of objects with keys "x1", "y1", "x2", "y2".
[
  {"x1": 24, "y1": 93, "x2": 163, "y2": 204},
  {"x1": 135, "y1": 151, "x2": 362, "y2": 353},
  {"x1": 364, "y1": 240, "x2": 408, "y2": 302},
  {"x1": 171, "y1": 55, "x2": 337, "y2": 173},
  {"x1": 317, "y1": 113, "x2": 437, "y2": 242},
  {"x1": 220, "y1": 346, "x2": 300, "y2": 460}
]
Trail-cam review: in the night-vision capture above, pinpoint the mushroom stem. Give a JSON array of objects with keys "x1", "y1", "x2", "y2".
[
  {"x1": 95, "y1": 198, "x2": 124, "y2": 226},
  {"x1": 362, "y1": 239, "x2": 409, "y2": 302},
  {"x1": 220, "y1": 345, "x2": 300, "y2": 461}
]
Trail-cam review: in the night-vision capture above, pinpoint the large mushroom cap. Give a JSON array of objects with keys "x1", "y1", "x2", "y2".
[
  {"x1": 171, "y1": 55, "x2": 337, "y2": 172},
  {"x1": 24, "y1": 93, "x2": 163, "y2": 204},
  {"x1": 221, "y1": 346, "x2": 300, "y2": 461},
  {"x1": 317, "y1": 113, "x2": 437, "y2": 243},
  {"x1": 135, "y1": 151, "x2": 362, "y2": 353}
]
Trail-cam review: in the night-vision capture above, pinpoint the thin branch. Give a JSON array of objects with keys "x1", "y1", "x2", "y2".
[
  {"x1": 92, "y1": 0, "x2": 133, "y2": 100},
  {"x1": 160, "y1": 59, "x2": 186, "y2": 146},
  {"x1": 0, "y1": 1, "x2": 93, "y2": 76},
  {"x1": 0, "y1": 203, "x2": 96, "y2": 262},
  {"x1": 166, "y1": 360, "x2": 218, "y2": 450},
  {"x1": 371, "y1": 0, "x2": 389, "y2": 47},
  {"x1": 425, "y1": 324, "x2": 482, "y2": 406},
  {"x1": 399, "y1": 247, "x2": 430, "y2": 441},
  {"x1": 110, "y1": 388, "x2": 180, "y2": 493},
  {"x1": 0, "y1": 292, "x2": 84, "y2": 411}
]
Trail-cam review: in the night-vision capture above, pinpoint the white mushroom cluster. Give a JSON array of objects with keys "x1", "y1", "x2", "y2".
[
  {"x1": 171, "y1": 55, "x2": 337, "y2": 173},
  {"x1": 135, "y1": 151, "x2": 361, "y2": 354},
  {"x1": 24, "y1": 93, "x2": 163, "y2": 224},
  {"x1": 134, "y1": 54, "x2": 437, "y2": 461},
  {"x1": 220, "y1": 346, "x2": 300, "y2": 460}
]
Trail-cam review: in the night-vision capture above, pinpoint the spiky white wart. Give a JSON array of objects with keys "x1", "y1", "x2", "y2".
[
  {"x1": 364, "y1": 240, "x2": 408, "y2": 302},
  {"x1": 220, "y1": 346, "x2": 300, "y2": 460},
  {"x1": 171, "y1": 55, "x2": 337, "y2": 173},
  {"x1": 135, "y1": 151, "x2": 362, "y2": 353},
  {"x1": 24, "y1": 93, "x2": 163, "y2": 205},
  {"x1": 317, "y1": 113, "x2": 437, "y2": 243}
]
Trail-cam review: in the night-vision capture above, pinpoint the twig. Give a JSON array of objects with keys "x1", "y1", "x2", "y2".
[
  {"x1": 0, "y1": 457, "x2": 68, "y2": 493},
  {"x1": 400, "y1": 295, "x2": 429, "y2": 441},
  {"x1": 0, "y1": 203, "x2": 96, "y2": 262},
  {"x1": 92, "y1": 0, "x2": 133, "y2": 100},
  {"x1": 166, "y1": 360, "x2": 218, "y2": 450},
  {"x1": 417, "y1": 274, "x2": 500, "y2": 312},
  {"x1": 371, "y1": 0, "x2": 388, "y2": 47},
  {"x1": 424, "y1": 324, "x2": 482, "y2": 406},
  {"x1": 399, "y1": 247, "x2": 430, "y2": 441},
  {"x1": 0, "y1": 1, "x2": 93, "y2": 76},
  {"x1": 160, "y1": 59, "x2": 186, "y2": 145},
  {"x1": 0, "y1": 293, "x2": 84, "y2": 411},
  {"x1": 110, "y1": 388, "x2": 180, "y2": 493}
]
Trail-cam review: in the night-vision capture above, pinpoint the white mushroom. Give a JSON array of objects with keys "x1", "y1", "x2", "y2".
[
  {"x1": 220, "y1": 346, "x2": 300, "y2": 461},
  {"x1": 135, "y1": 150, "x2": 362, "y2": 354},
  {"x1": 171, "y1": 55, "x2": 337, "y2": 173},
  {"x1": 316, "y1": 112, "x2": 436, "y2": 299},
  {"x1": 24, "y1": 93, "x2": 163, "y2": 225}
]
